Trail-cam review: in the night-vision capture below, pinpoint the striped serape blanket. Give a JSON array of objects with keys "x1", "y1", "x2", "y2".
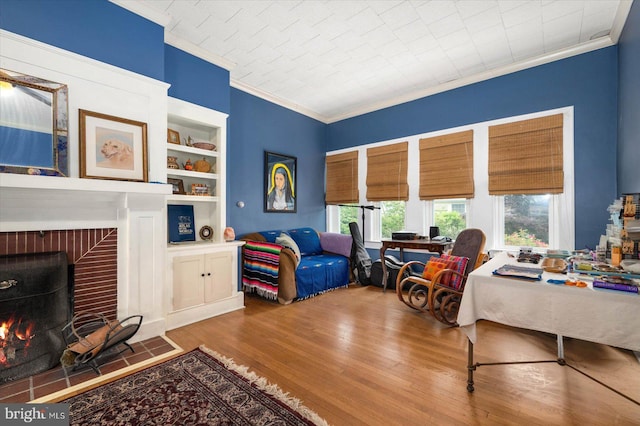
[{"x1": 242, "y1": 240, "x2": 282, "y2": 301}]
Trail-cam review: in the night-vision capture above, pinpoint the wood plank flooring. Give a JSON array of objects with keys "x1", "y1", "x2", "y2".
[{"x1": 167, "y1": 284, "x2": 640, "y2": 425}]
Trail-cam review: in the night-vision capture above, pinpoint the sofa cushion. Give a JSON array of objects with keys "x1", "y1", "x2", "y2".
[
  {"x1": 288, "y1": 228, "x2": 323, "y2": 256},
  {"x1": 276, "y1": 233, "x2": 301, "y2": 266},
  {"x1": 320, "y1": 232, "x2": 352, "y2": 258},
  {"x1": 259, "y1": 230, "x2": 284, "y2": 243}
]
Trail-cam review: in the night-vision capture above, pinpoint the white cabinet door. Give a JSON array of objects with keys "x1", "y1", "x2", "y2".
[
  {"x1": 172, "y1": 255, "x2": 205, "y2": 310},
  {"x1": 204, "y1": 251, "x2": 233, "y2": 303}
]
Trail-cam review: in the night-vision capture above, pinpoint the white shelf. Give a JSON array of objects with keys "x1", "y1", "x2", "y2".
[
  {"x1": 166, "y1": 169, "x2": 218, "y2": 180},
  {"x1": 167, "y1": 194, "x2": 219, "y2": 203},
  {"x1": 167, "y1": 143, "x2": 219, "y2": 158}
]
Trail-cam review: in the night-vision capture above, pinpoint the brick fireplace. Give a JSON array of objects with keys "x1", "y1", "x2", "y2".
[{"x1": 0, "y1": 229, "x2": 118, "y2": 321}]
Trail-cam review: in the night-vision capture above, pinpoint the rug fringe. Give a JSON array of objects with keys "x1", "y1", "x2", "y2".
[{"x1": 199, "y1": 345, "x2": 330, "y2": 426}]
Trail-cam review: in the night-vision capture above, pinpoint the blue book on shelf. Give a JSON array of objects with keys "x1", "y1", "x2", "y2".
[{"x1": 168, "y1": 204, "x2": 195, "y2": 243}]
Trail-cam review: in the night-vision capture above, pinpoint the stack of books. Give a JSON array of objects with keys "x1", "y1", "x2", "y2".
[
  {"x1": 592, "y1": 277, "x2": 639, "y2": 294},
  {"x1": 493, "y1": 264, "x2": 543, "y2": 281}
]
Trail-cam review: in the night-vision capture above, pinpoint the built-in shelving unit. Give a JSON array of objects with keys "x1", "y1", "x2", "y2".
[
  {"x1": 166, "y1": 97, "x2": 227, "y2": 244},
  {"x1": 164, "y1": 97, "x2": 243, "y2": 328}
]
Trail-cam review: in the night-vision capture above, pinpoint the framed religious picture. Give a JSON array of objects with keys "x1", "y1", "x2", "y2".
[
  {"x1": 264, "y1": 151, "x2": 296, "y2": 213},
  {"x1": 79, "y1": 109, "x2": 148, "y2": 182}
]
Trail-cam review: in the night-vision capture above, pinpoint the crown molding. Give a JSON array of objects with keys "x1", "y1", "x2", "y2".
[
  {"x1": 164, "y1": 33, "x2": 236, "y2": 71},
  {"x1": 610, "y1": 0, "x2": 634, "y2": 43},
  {"x1": 229, "y1": 79, "x2": 328, "y2": 123},
  {"x1": 109, "y1": 0, "x2": 172, "y2": 27}
]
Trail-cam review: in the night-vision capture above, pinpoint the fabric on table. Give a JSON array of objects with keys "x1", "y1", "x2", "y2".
[
  {"x1": 242, "y1": 241, "x2": 282, "y2": 301},
  {"x1": 457, "y1": 252, "x2": 640, "y2": 351}
]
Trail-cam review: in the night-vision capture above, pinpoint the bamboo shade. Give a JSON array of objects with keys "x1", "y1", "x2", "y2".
[
  {"x1": 488, "y1": 114, "x2": 563, "y2": 195},
  {"x1": 419, "y1": 130, "x2": 474, "y2": 200},
  {"x1": 366, "y1": 142, "x2": 409, "y2": 201},
  {"x1": 325, "y1": 151, "x2": 359, "y2": 204}
]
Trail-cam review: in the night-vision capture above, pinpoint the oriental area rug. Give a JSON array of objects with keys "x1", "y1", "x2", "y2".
[{"x1": 61, "y1": 346, "x2": 328, "y2": 426}]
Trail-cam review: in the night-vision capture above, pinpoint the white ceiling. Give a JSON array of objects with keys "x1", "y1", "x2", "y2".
[{"x1": 115, "y1": 1, "x2": 632, "y2": 123}]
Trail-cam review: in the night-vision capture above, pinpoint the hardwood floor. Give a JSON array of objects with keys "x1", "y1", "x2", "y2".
[{"x1": 167, "y1": 284, "x2": 640, "y2": 425}]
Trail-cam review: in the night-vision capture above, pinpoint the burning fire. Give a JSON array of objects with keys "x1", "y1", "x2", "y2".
[{"x1": 0, "y1": 316, "x2": 36, "y2": 365}]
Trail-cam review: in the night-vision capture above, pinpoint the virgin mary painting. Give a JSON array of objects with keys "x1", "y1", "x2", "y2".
[{"x1": 265, "y1": 152, "x2": 296, "y2": 212}]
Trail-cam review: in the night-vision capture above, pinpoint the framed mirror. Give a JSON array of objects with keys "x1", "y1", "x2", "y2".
[{"x1": 0, "y1": 69, "x2": 69, "y2": 176}]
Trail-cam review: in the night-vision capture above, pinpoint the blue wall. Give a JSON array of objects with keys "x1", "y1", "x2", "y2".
[
  {"x1": 228, "y1": 89, "x2": 327, "y2": 236},
  {"x1": 164, "y1": 45, "x2": 230, "y2": 114},
  {"x1": 618, "y1": 1, "x2": 640, "y2": 194},
  {"x1": 328, "y1": 48, "x2": 620, "y2": 250},
  {"x1": 0, "y1": 0, "x2": 164, "y2": 81}
]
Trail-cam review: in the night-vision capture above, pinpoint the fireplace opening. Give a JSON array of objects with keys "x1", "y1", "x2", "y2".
[{"x1": 0, "y1": 251, "x2": 73, "y2": 383}]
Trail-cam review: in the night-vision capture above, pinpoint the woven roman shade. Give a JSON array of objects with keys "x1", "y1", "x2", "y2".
[
  {"x1": 366, "y1": 142, "x2": 409, "y2": 201},
  {"x1": 488, "y1": 114, "x2": 564, "y2": 195},
  {"x1": 325, "y1": 151, "x2": 358, "y2": 204},
  {"x1": 419, "y1": 130, "x2": 474, "y2": 200}
]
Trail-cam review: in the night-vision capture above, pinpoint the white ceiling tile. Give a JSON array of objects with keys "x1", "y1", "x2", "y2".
[
  {"x1": 414, "y1": 1, "x2": 458, "y2": 25},
  {"x1": 501, "y1": 2, "x2": 542, "y2": 28},
  {"x1": 456, "y1": 0, "x2": 499, "y2": 19},
  {"x1": 464, "y1": 6, "x2": 503, "y2": 33},
  {"x1": 437, "y1": 28, "x2": 473, "y2": 51},
  {"x1": 429, "y1": 13, "x2": 466, "y2": 39},
  {"x1": 379, "y1": 1, "x2": 422, "y2": 30},
  {"x1": 347, "y1": 7, "x2": 386, "y2": 35}
]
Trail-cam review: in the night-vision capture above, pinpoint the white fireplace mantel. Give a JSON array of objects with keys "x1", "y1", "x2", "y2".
[{"x1": 0, "y1": 173, "x2": 172, "y2": 232}]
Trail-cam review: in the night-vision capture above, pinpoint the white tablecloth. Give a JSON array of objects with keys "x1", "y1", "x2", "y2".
[{"x1": 457, "y1": 252, "x2": 640, "y2": 352}]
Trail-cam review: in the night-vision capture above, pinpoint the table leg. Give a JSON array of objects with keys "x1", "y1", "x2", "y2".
[
  {"x1": 380, "y1": 245, "x2": 388, "y2": 293},
  {"x1": 467, "y1": 339, "x2": 475, "y2": 392},
  {"x1": 556, "y1": 335, "x2": 565, "y2": 361}
]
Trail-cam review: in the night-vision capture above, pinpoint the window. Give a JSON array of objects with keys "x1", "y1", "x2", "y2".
[
  {"x1": 380, "y1": 201, "x2": 405, "y2": 239},
  {"x1": 433, "y1": 199, "x2": 467, "y2": 239},
  {"x1": 338, "y1": 204, "x2": 359, "y2": 235},
  {"x1": 503, "y1": 194, "x2": 550, "y2": 248}
]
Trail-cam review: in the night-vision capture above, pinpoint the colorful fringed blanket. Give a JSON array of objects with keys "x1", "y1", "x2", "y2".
[{"x1": 242, "y1": 241, "x2": 282, "y2": 301}]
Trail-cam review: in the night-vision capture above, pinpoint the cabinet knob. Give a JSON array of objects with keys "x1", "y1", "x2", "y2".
[
  {"x1": 201, "y1": 273, "x2": 205, "y2": 277},
  {"x1": 207, "y1": 273, "x2": 211, "y2": 276}
]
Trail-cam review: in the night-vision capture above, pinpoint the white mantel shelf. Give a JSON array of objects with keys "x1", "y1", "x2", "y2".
[
  {"x1": 0, "y1": 173, "x2": 172, "y2": 196},
  {"x1": 0, "y1": 173, "x2": 172, "y2": 232}
]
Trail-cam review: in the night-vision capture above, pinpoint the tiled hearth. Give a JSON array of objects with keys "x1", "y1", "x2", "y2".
[{"x1": 0, "y1": 336, "x2": 178, "y2": 403}]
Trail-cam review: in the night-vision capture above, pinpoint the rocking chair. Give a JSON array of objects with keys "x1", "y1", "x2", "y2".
[{"x1": 396, "y1": 228, "x2": 486, "y2": 326}]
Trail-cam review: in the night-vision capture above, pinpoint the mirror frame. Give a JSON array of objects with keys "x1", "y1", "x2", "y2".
[{"x1": 0, "y1": 69, "x2": 69, "y2": 176}]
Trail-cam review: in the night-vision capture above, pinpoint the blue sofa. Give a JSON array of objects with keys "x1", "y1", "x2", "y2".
[{"x1": 240, "y1": 227, "x2": 352, "y2": 304}]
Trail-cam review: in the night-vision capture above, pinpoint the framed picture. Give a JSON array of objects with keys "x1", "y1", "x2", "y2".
[
  {"x1": 167, "y1": 128, "x2": 180, "y2": 145},
  {"x1": 167, "y1": 178, "x2": 185, "y2": 195},
  {"x1": 79, "y1": 109, "x2": 148, "y2": 182},
  {"x1": 264, "y1": 151, "x2": 296, "y2": 213}
]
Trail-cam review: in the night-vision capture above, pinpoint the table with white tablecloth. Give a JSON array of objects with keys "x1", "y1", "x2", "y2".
[{"x1": 457, "y1": 251, "x2": 640, "y2": 402}]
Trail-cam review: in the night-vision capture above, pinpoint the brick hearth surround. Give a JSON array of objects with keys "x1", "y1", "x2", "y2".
[{"x1": 0, "y1": 229, "x2": 118, "y2": 321}]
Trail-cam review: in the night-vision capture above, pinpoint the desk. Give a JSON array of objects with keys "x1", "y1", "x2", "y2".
[
  {"x1": 458, "y1": 252, "x2": 640, "y2": 403},
  {"x1": 379, "y1": 239, "x2": 452, "y2": 292}
]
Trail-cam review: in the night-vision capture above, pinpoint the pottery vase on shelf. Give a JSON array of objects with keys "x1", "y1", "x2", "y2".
[
  {"x1": 167, "y1": 156, "x2": 179, "y2": 169},
  {"x1": 194, "y1": 157, "x2": 211, "y2": 173}
]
